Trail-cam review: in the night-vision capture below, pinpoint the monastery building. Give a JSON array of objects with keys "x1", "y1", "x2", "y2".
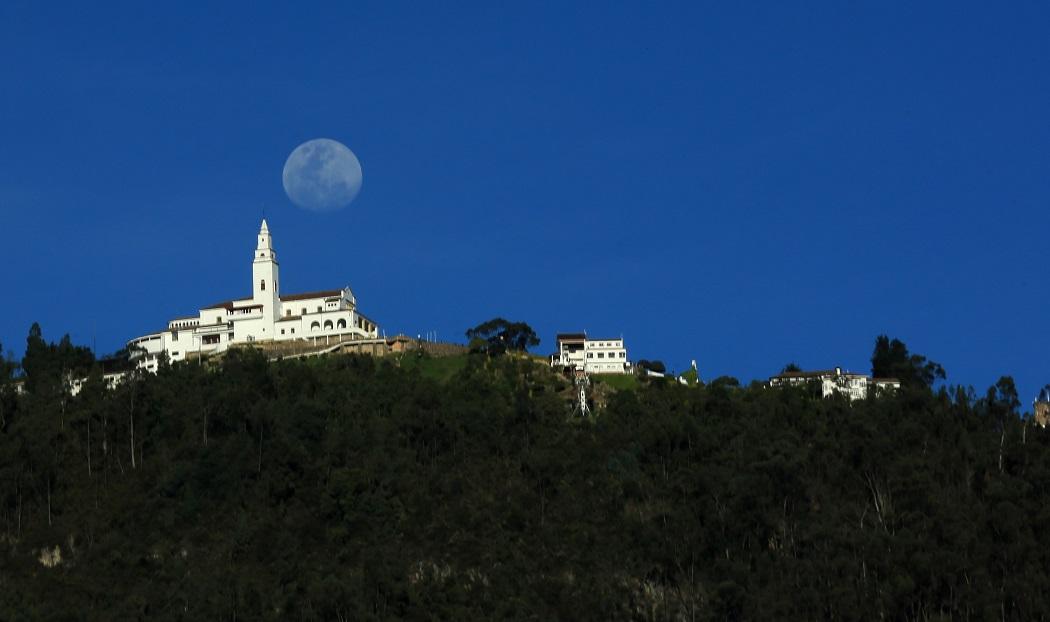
[{"x1": 128, "y1": 220, "x2": 379, "y2": 370}]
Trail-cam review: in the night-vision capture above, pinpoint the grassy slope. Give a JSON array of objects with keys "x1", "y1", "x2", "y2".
[
  {"x1": 397, "y1": 353, "x2": 470, "y2": 383},
  {"x1": 592, "y1": 373, "x2": 640, "y2": 391}
]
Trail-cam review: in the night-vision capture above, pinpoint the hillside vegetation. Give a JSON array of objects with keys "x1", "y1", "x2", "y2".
[{"x1": 1, "y1": 344, "x2": 1049, "y2": 620}]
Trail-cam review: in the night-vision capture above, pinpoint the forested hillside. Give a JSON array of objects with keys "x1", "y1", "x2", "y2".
[{"x1": 1, "y1": 342, "x2": 1049, "y2": 620}]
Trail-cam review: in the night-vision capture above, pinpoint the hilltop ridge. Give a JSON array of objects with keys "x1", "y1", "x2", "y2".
[{"x1": 1, "y1": 348, "x2": 1049, "y2": 619}]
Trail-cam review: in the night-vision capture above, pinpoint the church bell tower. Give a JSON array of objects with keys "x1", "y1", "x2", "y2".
[{"x1": 252, "y1": 219, "x2": 281, "y2": 327}]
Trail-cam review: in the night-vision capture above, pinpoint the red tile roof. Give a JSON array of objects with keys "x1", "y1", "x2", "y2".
[
  {"x1": 556, "y1": 333, "x2": 587, "y2": 341},
  {"x1": 280, "y1": 289, "x2": 344, "y2": 302},
  {"x1": 201, "y1": 298, "x2": 252, "y2": 310}
]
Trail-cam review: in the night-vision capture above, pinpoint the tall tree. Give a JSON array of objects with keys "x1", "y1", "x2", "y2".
[
  {"x1": 20, "y1": 323, "x2": 94, "y2": 399},
  {"x1": 0, "y1": 342, "x2": 16, "y2": 432},
  {"x1": 870, "y1": 335, "x2": 945, "y2": 389},
  {"x1": 982, "y1": 376, "x2": 1021, "y2": 473},
  {"x1": 21, "y1": 323, "x2": 49, "y2": 394},
  {"x1": 465, "y1": 318, "x2": 540, "y2": 355}
]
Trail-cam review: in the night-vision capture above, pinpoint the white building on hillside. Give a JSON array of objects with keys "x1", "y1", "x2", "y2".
[
  {"x1": 1034, "y1": 386, "x2": 1050, "y2": 428},
  {"x1": 768, "y1": 367, "x2": 900, "y2": 401},
  {"x1": 127, "y1": 220, "x2": 379, "y2": 370},
  {"x1": 550, "y1": 333, "x2": 630, "y2": 374}
]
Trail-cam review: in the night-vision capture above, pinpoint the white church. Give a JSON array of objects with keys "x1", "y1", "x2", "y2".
[{"x1": 127, "y1": 220, "x2": 379, "y2": 371}]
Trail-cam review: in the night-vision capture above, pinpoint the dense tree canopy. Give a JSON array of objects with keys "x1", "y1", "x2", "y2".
[
  {"x1": 465, "y1": 318, "x2": 539, "y2": 355},
  {"x1": 0, "y1": 341, "x2": 16, "y2": 383},
  {"x1": 1, "y1": 335, "x2": 1049, "y2": 619},
  {"x1": 871, "y1": 335, "x2": 946, "y2": 389},
  {"x1": 20, "y1": 323, "x2": 95, "y2": 396},
  {"x1": 636, "y1": 359, "x2": 666, "y2": 374}
]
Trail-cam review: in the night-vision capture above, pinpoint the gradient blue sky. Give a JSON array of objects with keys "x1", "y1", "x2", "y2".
[{"x1": 2, "y1": 2, "x2": 1048, "y2": 402}]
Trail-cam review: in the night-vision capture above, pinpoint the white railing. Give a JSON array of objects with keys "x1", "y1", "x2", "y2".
[{"x1": 194, "y1": 323, "x2": 232, "y2": 335}]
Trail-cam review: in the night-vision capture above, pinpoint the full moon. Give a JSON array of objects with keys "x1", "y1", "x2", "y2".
[{"x1": 282, "y1": 138, "x2": 363, "y2": 212}]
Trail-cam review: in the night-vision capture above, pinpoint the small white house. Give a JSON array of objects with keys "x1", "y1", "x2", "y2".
[
  {"x1": 127, "y1": 220, "x2": 380, "y2": 369},
  {"x1": 550, "y1": 333, "x2": 631, "y2": 375},
  {"x1": 68, "y1": 372, "x2": 128, "y2": 397},
  {"x1": 768, "y1": 367, "x2": 900, "y2": 401}
]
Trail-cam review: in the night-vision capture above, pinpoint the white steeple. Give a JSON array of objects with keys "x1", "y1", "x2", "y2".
[
  {"x1": 256, "y1": 219, "x2": 276, "y2": 260},
  {"x1": 252, "y1": 219, "x2": 280, "y2": 326}
]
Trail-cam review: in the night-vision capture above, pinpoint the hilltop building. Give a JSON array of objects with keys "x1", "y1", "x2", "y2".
[
  {"x1": 769, "y1": 367, "x2": 900, "y2": 401},
  {"x1": 1034, "y1": 386, "x2": 1050, "y2": 427},
  {"x1": 550, "y1": 333, "x2": 630, "y2": 374},
  {"x1": 127, "y1": 220, "x2": 379, "y2": 370}
]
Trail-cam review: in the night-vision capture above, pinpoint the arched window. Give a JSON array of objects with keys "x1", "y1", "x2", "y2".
[
  {"x1": 260, "y1": 280, "x2": 266, "y2": 291},
  {"x1": 323, "y1": 320, "x2": 334, "y2": 330},
  {"x1": 310, "y1": 321, "x2": 320, "y2": 331},
  {"x1": 336, "y1": 319, "x2": 346, "y2": 329}
]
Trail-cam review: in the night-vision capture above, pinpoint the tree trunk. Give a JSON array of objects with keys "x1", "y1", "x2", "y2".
[
  {"x1": 130, "y1": 390, "x2": 136, "y2": 470},
  {"x1": 998, "y1": 429, "x2": 1005, "y2": 473},
  {"x1": 87, "y1": 417, "x2": 92, "y2": 478}
]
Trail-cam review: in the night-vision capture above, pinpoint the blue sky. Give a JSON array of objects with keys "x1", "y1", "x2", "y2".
[{"x1": 2, "y1": 2, "x2": 1048, "y2": 402}]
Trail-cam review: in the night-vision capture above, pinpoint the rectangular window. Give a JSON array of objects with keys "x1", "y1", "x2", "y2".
[
  {"x1": 171, "y1": 331, "x2": 178, "y2": 341},
  {"x1": 317, "y1": 306, "x2": 322, "y2": 313},
  {"x1": 203, "y1": 335, "x2": 220, "y2": 345},
  {"x1": 281, "y1": 329, "x2": 285, "y2": 335},
  {"x1": 598, "y1": 353, "x2": 605, "y2": 358},
  {"x1": 587, "y1": 353, "x2": 593, "y2": 359},
  {"x1": 291, "y1": 328, "x2": 295, "y2": 334}
]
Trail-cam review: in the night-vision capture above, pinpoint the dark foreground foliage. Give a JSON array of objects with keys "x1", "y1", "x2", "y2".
[{"x1": 1, "y1": 350, "x2": 1049, "y2": 620}]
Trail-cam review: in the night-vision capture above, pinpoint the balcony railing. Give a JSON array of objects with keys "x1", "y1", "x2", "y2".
[{"x1": 193, "y1": 322, "x2": 233, "y2": 335}]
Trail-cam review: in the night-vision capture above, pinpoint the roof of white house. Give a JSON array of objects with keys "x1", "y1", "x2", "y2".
[
  {"x1": 556, "y1": 333, "x2": 588, "y2": 341},
  {"x1": 201, "y1": 297, "x2": 254, "y2": 310},
  {"x1": 280, "y1": 289, "x2": 344, "y2": 302}
]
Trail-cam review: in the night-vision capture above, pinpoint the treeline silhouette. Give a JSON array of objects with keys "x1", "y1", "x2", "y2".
[{"x1": 1, "y1": 326, "x2": 1049, "y2": 620}]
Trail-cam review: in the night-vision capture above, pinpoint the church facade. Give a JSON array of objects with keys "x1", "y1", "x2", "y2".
[{"x1": 127, "y1": 220, "x2": 379, "y2": 371}]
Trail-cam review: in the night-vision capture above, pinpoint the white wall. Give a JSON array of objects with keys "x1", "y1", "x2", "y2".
[
  {"x1": 552, "y1": 337, "x2": 631, "y2": 374},
  {"x1": 277, "y1": 309, "x2": 372, "y2": 341},
  {"x1": 126, "y1": 228, "x2": 380, "y2": 368}
]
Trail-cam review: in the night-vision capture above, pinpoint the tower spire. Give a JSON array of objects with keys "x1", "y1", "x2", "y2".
[{"x1": 257, "y1": 219, "x2": 274, "y2": 254}]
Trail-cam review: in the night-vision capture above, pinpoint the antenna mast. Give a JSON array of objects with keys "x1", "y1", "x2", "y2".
[{"x1": 571, "y1": 369, "x2": 590, "y2": 417}]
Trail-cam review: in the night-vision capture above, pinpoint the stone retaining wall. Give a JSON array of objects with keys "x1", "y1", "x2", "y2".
[{"x1": 228, "y1": 335, "x2": 468, "y2": 360}]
